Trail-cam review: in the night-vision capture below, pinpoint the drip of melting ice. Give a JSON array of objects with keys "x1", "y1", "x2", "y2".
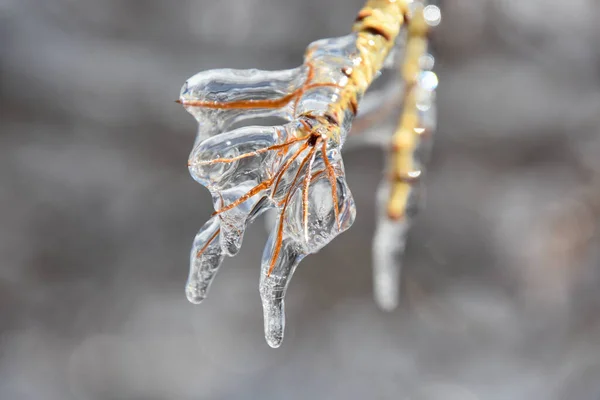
[{"x1": 181, "y1": 34, "x2": 360, "y2": 348}]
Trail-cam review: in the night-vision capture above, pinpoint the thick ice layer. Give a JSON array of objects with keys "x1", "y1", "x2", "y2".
[
  {"x1": 372, "y1": 182, "x2": 412, "y2": 310},
  {"x1": 178, "y1": 2, "x2": 440, "y2": 342},
  {"x1": 180, "y1": 34, "x2": 361, "y2": 347},
  {"x1": 261, "y1": 169, "x2": 356, "y2": 347},
  {"x1": 180, "y1": 67, "x2": 307, "y2": 142},
  {"x1": 186, "y1": 216, "x2": 223, "y2": 304}
]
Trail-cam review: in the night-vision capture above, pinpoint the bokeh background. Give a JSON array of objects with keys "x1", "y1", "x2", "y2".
[{"x1": 2, "y1": 0, "x2": 600, "y2": 399}]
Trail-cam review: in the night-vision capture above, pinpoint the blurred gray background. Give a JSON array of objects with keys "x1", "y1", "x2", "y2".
[{"x1": 2, "y1": 0, "x2": 600, "y2": 399}]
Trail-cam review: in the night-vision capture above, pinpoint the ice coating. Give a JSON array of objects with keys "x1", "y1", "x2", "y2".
[
  {"x1": 180, "y1": 67, "x2": 307, "y2": 142},
  {"x1": 260, "y1": 160, "x2": 356, "y2": 347},
  {"x1": 178, "y1": 0, "x2": 438, "y2": 344},
  {"x1": 186, "y1": 216, "x2": 223, "y2": 304},
  {"x1": 181, "y1": 33, "x2": 366, "y2": 348},
  {"x1": 372, "y1": 3, "x2": 439, "y2": 311}
]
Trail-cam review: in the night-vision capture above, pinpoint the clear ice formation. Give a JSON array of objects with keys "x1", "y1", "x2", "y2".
[
  {"x1": 181, "y1": 34, "x2": 362, "y2": 348},
  {"x1": 179, "y1": 1, "x2": 439, "y2": 347}
]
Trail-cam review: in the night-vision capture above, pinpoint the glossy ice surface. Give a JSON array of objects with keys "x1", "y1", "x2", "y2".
[
  {"x1": 179, "y1": 2, "x2": 440, "y2": 347},
  {"x1": 180, "y1": 34, "x2": 362, "y2": 348}
]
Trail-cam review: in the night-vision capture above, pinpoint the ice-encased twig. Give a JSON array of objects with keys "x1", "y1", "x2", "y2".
[
  {"x1": 372, "y1": 1, "x2": 439, "y2": 310},
  {"x1": 179, "y1": 0, "x2": 409, "y2": 347}
]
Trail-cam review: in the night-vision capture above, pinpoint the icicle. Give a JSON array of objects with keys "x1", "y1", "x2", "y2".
[
  {"x1": 186, "y1": 216, "x2": 224, "y2": 304},
  {"x1": 260, "y1": 161, "x2": 356, "y2": 347}
]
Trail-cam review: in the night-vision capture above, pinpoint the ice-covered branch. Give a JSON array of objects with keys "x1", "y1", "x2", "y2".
[{"x1": 177, "y1": 0, "x2": 439, "y2": 346}]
